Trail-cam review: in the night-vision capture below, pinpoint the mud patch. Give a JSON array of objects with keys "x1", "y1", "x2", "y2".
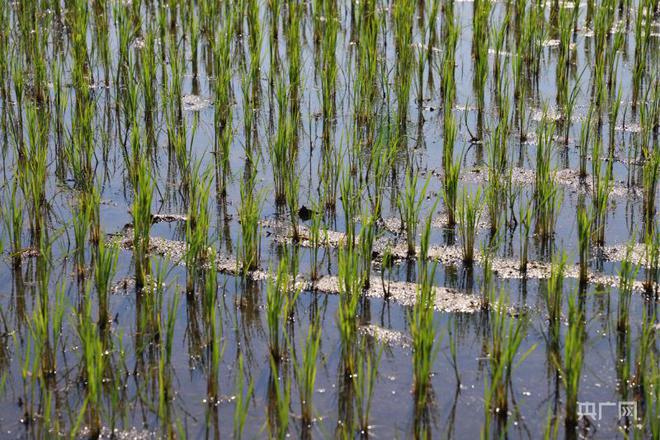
[
  {"x1": 111, "y1": 229, "x2": 484, "y2": 313},
  {"x1": 359, "y1": 324, "x2": 411, "y2": 349},
  {"x1": 464, "y1": 166, "x2": 640, "y2": 198}
]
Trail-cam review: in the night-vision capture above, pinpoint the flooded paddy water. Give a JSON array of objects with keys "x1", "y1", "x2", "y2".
[{"x1": 0, "y1": 0, "x2": 658, "y2": 438}]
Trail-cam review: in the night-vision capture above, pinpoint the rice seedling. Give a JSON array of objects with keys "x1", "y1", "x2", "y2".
[
  {"x1": 0, "y1": 0, "x2": 656, "y2": 436},
  {"x1": 591, "y1": 137, "x2": 612, "y2": 246},
  {"x1": 234, "y1": 355, "x2": 254, "y2": 440},
  {"x1": 411, "y1": 209, "x2": 440, "y2": 411},
  {"x1": 185, "y1": 161, "x2": 213, "y2": 295},
  {"x1": 354, "y1": 337, "x2": 382, "y2": 436},
  {"x1": 94, "y1": 238, "x2": 118, "y2": 331},
  {"x1": 518, "y1": 196, "x2": 533, "y2": 273},
  {"x1": 534, "y1": 118, "x2": 563, "y2": 240},
  {"x1": 484, "y1": 290, "x2": 536, "y2": 420},
  {"x1": 267, "y1": 356, "x2": 291, "y2": 439},
  {"x1": 457, "y1": 188, "x2": 482, "y2": 266},
  {"x1": 643, "y1": 227, "x2": 660, "y2": 299},
  {"x1": 75, "y1": 287, "x2": 106, "y2": 437},
  {"x1": 3, "y1": 183, "x2": 24, "y2": 269},
  {"x1": 577, "y1": 203, "x2": 591, "y2": 286},
  {"x1": 631, "y1": 1, "x2": 652, "y2": 108},
  {"x1": 546, "y1": 253, "x2": 567, "y2": 348},
  {"x1": 642, "y1": 146, "x2": 660, "y2": 233},
  {"x1": 398, "y1": 170, "x2": 430, "y2": 257},
  {"x1": 132, "y1": 156, "x2": 154, "y2": 290},
  {"x1": 443, "y1": 110, "x2": 461, "y2": 227},
  {"x1": 238, "y1": 166, "x2": 263, "y2": 273},
  {"x1": 617, "y1": 243, "x2": 638, "y2": 334},
  {"x1": 266, "y1": 255, "x2": 299, "y2": 362},
  {"x1": 292, "y1": 317, "x2": 321, "y2": 431},
  {"x1": 558, "y1": 289, "x2": 586, "y2": 430},
  {"x1": 213, "y1": 17, "x2": 234, "y2": 196},
  {"x1": 337, "y1": 241, "x2": 361, "y2": 375},
  {"x1": 393, "y1": 0, "x2": 416, "y2": 133}
]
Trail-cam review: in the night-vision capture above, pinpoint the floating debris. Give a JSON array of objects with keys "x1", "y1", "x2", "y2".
[{"x1": 182, "y1": 94, "x2": 211, "y2": 111}]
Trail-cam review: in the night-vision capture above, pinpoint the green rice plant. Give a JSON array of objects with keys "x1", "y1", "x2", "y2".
[
  {"x1": 410, "y1": 211, "x2": 440, "y2": 411},
  {"x1": 558, "y1": 289, "x2": 585, "y2": 429},
  {"x1": 268, "y1": 356, "x2": 291, "y2": 440},
  {"x1": 72, "y1": 192, "x2": 95, "y2": 279},
  {"x1": 94, "y1": 238, "x2": 118, "y2": 331},
  {"x1": 266, "y1": 255, "x2": 299, "y2": 362},
  {"x1": 472, "y1": 0, "x2": 490, "y2": 117},
  {"x1": 442, "y1": 110, "x2": 461, "y2": 227},
  {"x1": 31, "y1": 279, "x2": 66, "y2": 382},
  {"x1": 320, "y1": 3, "x2": 338, "y2": 125},
  {"x1": 354, "y1": 337, "x2": 382, "y2": 436},
  {"x1": 156, "y1": 290, "x2": 180, "y2": 429},
  {"x1": 457, "y1": 188, "x2": 482, "y2": 266},
  {"x1": 576, "y1": 203, "x2": 591, "y2": 286},
  {"x1": 485, "y1": 163, "x2": 505, "y2": 238},
  {"x1": 337, "y1": 241, "x2": 361, "y2": 375},
  {"x1": 482, "y1": 243, "x2": 495, "y2": 309},
  {"x1": 132, "y1": 156, "x2": 154, "y2": 290},
  {"x1": 491, "y1": 13, "x2": 508, "y2": 87},
  {"x1": 630, "y1": 308, "x2": 660, "y2": 420},
  {"x1": 398, "y1": 171, "x2": 429, "y2": 256},
  {"x1": 631, "y1": 1, "x2": 651, "y2": 108},
  {"x1": 3, "y1": 183, "x2": 24, "y2": 269},
  {"x1": 368, "y1": 126, "x2": 396, "y2": 220},
  {"x1": 577, "y1": 108, "x2": 593, "y2": 179},
  {"x1": 644, "y1": 348, "x2": 659, "y2": 438},
  {"x1": 320, "y1": 136, "x2": 342, "y2": 211},
  {"x1": 518, "y1": 196, "x2": 533, "y2": 273},
  {"x1": 202, "y1": 247, "x2": 224, "y2": 400},
  {"x1": 292, "y1": 317, "x2": 321, "y2": 430},
  {"x1": 441, "y1": 15, "x2": 458, "y2": 110},
  {"x1": 643, "y1": 228, "x2": 660, "y2": 299},
  {"x1": 189, "y1": 4, "x2": 200, "y2": 79},
  {"x1": 512, "y1": 50, "x2": 529, "y2": 142},
  {"x1": 358, "y1": 212, "x2": 376, "y2": 289},
  {"x1": 203, "y1": 246, "x2": 218, "y2": 321},
  {"x1": 308, "y1": 199, "x2": 324, "y2": 282},
  {"x1": 484, "y1": 290, "x2": 536, "y2": 419},
  {"x1": 591, "y1": 137, "x2": 612, "y2": 246},
  {"x1": 642, "y1": 147, "x2": 660, "y2": 233},
  {"x1": 546, "y1": 252, "x2": 567, "y2": 348},
  {"x1": 238, "y1": 168, "x2": 263, "y2": 273},
  {"x1": 75, "y1": 288, "x2": 105, "y2": 437},
  {"x1": 18, "y1": 103, "x2": 49, "y2": 240},
  {"x1": 354, "y1": 0, "x2": 380, "y2": 126},
  {"x1": 340, "y1": 167, "x2": 358, "y2": 247},
  {"x1": 185, "y1": 161, "x2": 213, "y2": 295},
  {"x1": 534, "y1": 118, "x2": 562, "y2": 240},
  {"x1": 285, "y1": 163, "x2": 301, "y2": 244},
  {"x1": 140, "y1": 27, "x2": 158, "y2": 121},
  {"x1": 561, "y1": 74, "x2": 583, "y2": 146},
  {"x1": 234, "y1": 355, "x2": 254, "y2": 440},
  {"x1": 213, "y1": 17, "x2": 234, "y2": 196},
  {"x1": 617, "y1": 243, "x2": 638, "y2": 334},
  {"x1": 271, "y1": 80, "x2": 294, "y2": 204},
  {"x1": 392, "y1": 0, "x2": 415, "y2": 132},
  {"x1": 164, "y1": 291, "x2": 180, "y2": 367},
  {"x1": 556, "y1": 6, "x2": 572, "y2": 111}
]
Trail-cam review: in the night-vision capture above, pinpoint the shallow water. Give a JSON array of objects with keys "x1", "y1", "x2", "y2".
[{"x1": 0, "y1": 0, "x2": 658, "y2": 438}]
